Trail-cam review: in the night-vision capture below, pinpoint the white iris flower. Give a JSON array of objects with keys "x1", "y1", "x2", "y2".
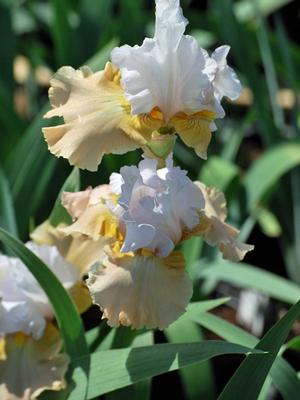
[
  {"x1": 0, "y1": 242, "x2": 79, "y2": 340},
  {"x1": 109, "y1": 155, "x2": 205, "y2": 257},
  {"x1": 43, "y1": 0, "x2": 241, "y2": 171}
]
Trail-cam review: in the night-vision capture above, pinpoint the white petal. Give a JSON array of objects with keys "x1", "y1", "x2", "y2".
[
  {"x1": 26, "y1": 242, "x2": 79, "y2": 287},
  {"x1": 0, "y1": 300, "x2": 46, "y2": 340},
  {"x1": 110, "y1": 156, "x2": 205, "y2": 257},
  {"x1": 109, "y1": 173, "x2": 123, "y2": 195},
  {"x1": 211, "y1": 45, "x2": 242, "y2": 101},
  {"x1": 0, "y1": 244, "x2": 80, "y2": 338},
  {"x1": 121, "y1": 223, "x2": 156, "y2": 253},
  {"x1": 87, "y1": 252, "x2": 192, "y2": 329},
  {"x1": 117, "y1": 165, "x2": 140, "y2": 206},
  {"x1": 111, "y1": 0, "x2": 213, "y2": 121}
]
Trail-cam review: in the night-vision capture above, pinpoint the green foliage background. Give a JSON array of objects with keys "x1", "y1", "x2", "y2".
[{"x1": 1, "y1": 0, "x2": 300, "y2": 399}]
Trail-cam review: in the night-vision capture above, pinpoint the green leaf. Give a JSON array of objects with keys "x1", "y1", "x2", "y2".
[
  {"x1": 244, "y1": 142, "x2": 300, "y2": 210},
  {"x1": 107, "y1": 332, "x2": 154, "y2": 400},
  {"x1": 186, "y1": 298, "x2": 231, "y2": 314},
  {"x1": 86, "y1": 323, "x2": 112, "y2": 352},
  {"x1": 86, "y1": 38, "x2": 119, "y2": 71},
  {"x1": 0, "y1": 228, "x2": 88, "y2": 358},
  {"x1": 49, "y1": 167, "x2": 80, "y2": 227},
  {"x1": 77, "y1": 0, "x2": 114, "y2": 61},
  {"x1": 69, "y1": 341, "x2": 263, "y2": 400},
  {"x1": 50, "y1": 0, "x2": 78, "y2": 66},
  {"x1": 199, "y1": 156, "x2": 239, "y2": 193},
  {"x1": 182, "y1": 236, "x2": 204, "y2": 274},
  {"x1": 218, "y1": 300, "x2": 300, "y2": 400},
  {"x1": 5, "y1": 104, "x2": 58, "y2": 237},
  {"x1": 0, "y1": 3, "x2": 15, "y2": 97},
  {"x1": 254, "y1": 207, "x2": 282, "y2": 237},
  {"x1": 234, "y1": 0, "x2": 292, "y2": 22},
  {"x1": 255, "y1": 6, "x2": 285, "y2": 132},
  {"x1": 0, "y1": 166, "x2": 18, "y2": 236},
  {"x1": 198, "y1": 261, "x2": 300, "y2": 304},
  {"x1": 266, "y1": 356, "x2": 300, "y2": 400},
  {"x1": 210, "y1": 0, "x2": 278, "y2": 146},
  {"x1": 166, "y1": 318, "x2": 216, "y2": 400},
  {"x1": 189, "y1": 311, "x2": 300, "y2": 400}
]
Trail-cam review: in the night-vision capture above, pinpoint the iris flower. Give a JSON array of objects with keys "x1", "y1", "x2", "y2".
[
  {"x1": 0, "y1": 242, "x2": 89, "y2": 400},
  {"x1": 43, "y1": 0, "x2": 241, "y2": 171},
  {"x1": 60, "y1": 157, "x2": 252, "y2": 329}
]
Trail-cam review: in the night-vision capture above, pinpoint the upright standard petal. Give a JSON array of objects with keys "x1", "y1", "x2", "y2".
[
  {"x1": 110, "y1": 0, "x2": 240, "y2": 160},
  {"x1": 195, "y1": 182, "x2": 254, "y2": 261},
  {"x1": 111, "y1": 0, "x2": 214, "y2": 121},
  {"x1": 0, "y1": 323, "x2": 68, "y2": 400},
  {"x1": 110, "y1": 156, "x2": 205, "y2": 257},
  {"x1": 87, "y1": 251, "x2": 192, "y2": 329},
  {"x1": 43, "y1": 63, "x2": 159, "y2": 171}
]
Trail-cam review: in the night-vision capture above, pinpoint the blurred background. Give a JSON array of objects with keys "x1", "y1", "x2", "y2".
[{"x1": 1, "y1": 0, "x2": 300, "y2": 399}]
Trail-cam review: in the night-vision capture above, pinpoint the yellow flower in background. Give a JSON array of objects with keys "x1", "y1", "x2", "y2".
[{"x1": 43, "y1": 0, "x2": 241, "y2": 171}]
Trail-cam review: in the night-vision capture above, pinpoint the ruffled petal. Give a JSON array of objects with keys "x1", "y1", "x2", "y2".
[
  {"x1": 60, "y1": 203, "x2": 120, "y2": 242},
  {"x1": 111, "y1": 1, "x2": 213, "y2": 121},
  {"x1": 87, "y1": 251, "x2": 192, "y2": 329},
  {"x1": 195, "y1": 182, "x2": 254, "y2": 261},
  {"x1": 43, "y1": 63, "x2": 147, "y2": 171},
  {"x1": 109, "y1": 156, "x2": 204, "y2": 257},
  {"x1": 31, "y1": 220, "x2": 103, "y2": 276},
  {"x1": 62, "y1": 184, "x2": 113, "y2": 220},
  {"x1": 0, "y1": 324, "x2": 69, "y2": 400},
  {"x1": 211, "y1": 45, "x2": 242, "y2": 101},
  {"x1": 61, "y1": 187, "x2": 93, "y2": 220}
]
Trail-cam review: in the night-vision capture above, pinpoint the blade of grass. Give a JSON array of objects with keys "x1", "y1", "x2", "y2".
[
  {"x1": 49, "y1": 167, "x2": 80, "y2": 227},
  {"x1": 69, "y1": 341, "x2": 263, "y2": 400},
  {"x1": 274, "y1": 15, "x2": 300, "y2": 136},
  {"x1": 166, "y1": 318, "x2": 216, "y2": 400},
  {"x1": 210, "y1": 0, "x2": 278, "y2": 146},
  {"x1": 0, "y1": 166, "x2": 18, "y2": 236},
  {"x1": 244, "y1": 142, "x2": 300, "y2": 210},
  {"x1": 86, "y1": 38, "x2": 119, "y2": 71},
  {"x1": 0, "y1": 3, "x2": 15, "y2": 98},
  {"x1": 189, "y1": 312, "x2": 300, "y2": 400},
  {"x1": 107, "y1": 332, "x2": 154, "y2": 400},
  {"x1": 255, "y1": 3, "x2": 285, "y2": 132},
  {"x1": 218, "y1": 300, "x2": 300, "y2": 400},
  {"x1": 198, "y1": 261, "x2": 300, "y2": 304},
  {"x1": 50, "y1": 0, "x2": 77, "y2": 66},
  {"x1": 78, "y1": 0, "x2": 113, "y2": 61},
  {"x1": 234, "y1": 0, "x2": 292, "y2": 23}
]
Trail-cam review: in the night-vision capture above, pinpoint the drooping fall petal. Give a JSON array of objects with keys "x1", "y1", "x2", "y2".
[
  {"x1": 0, "y1": 324, "x2": 68, "y2": 400},
  {"x1": 87, "y1": 251, "x2": 192, "y2": 329}
]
